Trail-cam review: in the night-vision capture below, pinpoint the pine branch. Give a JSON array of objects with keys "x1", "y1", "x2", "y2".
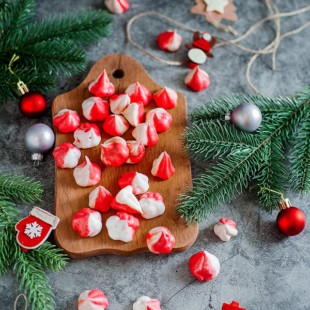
[
  {"x1": 0, "y1": 195, "x2": 19, "y2": 227},
  {"x1": 0, "y1": 224, "x2": 15, "y2": 275}
]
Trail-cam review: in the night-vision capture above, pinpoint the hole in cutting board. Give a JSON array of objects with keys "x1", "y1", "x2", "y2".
[{"x1": 112, "y1": 69, "x2": 125, "y2": 79}]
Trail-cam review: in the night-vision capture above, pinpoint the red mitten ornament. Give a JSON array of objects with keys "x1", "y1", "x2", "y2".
[
  {"x1": 222, "y1": 301, "x2": 246, "y2": 310},
  {"x1": 15, "y1": 207, "x2": 59, "y2": 251}
]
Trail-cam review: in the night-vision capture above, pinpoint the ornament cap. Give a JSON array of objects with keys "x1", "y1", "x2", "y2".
[
  {"x1": 31, "y1": 153, "x2": 43, "y2": 166},
  {"x1": 279, "y1": 198, "x2": 291, "y2": 210},
  {"x1": 17, "y1": 80, "x2": 29, "y2": 95}
]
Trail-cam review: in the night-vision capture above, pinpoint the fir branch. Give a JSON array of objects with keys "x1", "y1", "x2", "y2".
[
  {"x1": 0, "y1": 224, "x2": 15, "y2": 275},
  {"x1": 0, "y1": 195, "x2": 19, "y2": 227}
]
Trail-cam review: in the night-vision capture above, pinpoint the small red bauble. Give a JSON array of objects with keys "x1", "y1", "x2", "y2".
[{"x1": 19, "y1": 92, "x2": 47, "y2": 117}]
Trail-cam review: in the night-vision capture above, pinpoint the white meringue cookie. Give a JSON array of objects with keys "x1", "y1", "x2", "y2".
[
  {"x1": 53, "y1": 142, "x2": 81, "y2": 168},
  {"x1": 132, "y1": 123, "x2": 159, "y2": 147},
  {"x1": 125, "y1": 82, "x2": 152, "y2": 107},
  {"x1": 118, "y1": 171, "x2": 149, "y2": 195},
  {"x1": 78, "y1": 289, "x2": 109, "y2": 310},
  {"x1": 104, "y1": 0, "x2": 130, "y2": 14},
  {"x1": 73, "y1": 156, "x2": 101, "y2": 187},
  {"x1": 126, "y1": 140, "x2": 146, "y2": 164},
  {"x1": 145, "y1": 108, "x2": 172, "y2": 133},
  {"x1": 214, "y1": 218, "x2": 238, "y2": 241},
  {"x1": 82, "y1": 97, "x2": 110, "y2": 122},
  {"x1": 139, "y1": 192, "x2": 165, "y2": 219},
  {"x1": 146, "y1": 226, "x2": 175, "y2": 254},
  {"x1": 89, "y1": 186, "x2": 113, "y2": 213},
  {"x1": 157, "y1": 30, "x2": 182, "y2": 52},
  {"x1": 110, "y1": 93, "x2": 131, "y2": 114},
  {"x1": 122, "y1": 102, "x2": 144, "y2": 127},
  {"x1": 73, "y1": 123, "x2": 101, "y2": 149},
  {"x1": 133, "y1": 296, "x2": 162, "y2": 310}
]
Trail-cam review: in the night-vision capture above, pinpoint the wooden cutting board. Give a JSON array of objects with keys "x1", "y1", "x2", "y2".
[{"x1": 52, "y1": 54, "x2": 198, "y2": 258}]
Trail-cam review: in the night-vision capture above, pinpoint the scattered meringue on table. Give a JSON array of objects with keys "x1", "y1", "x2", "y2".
[
  {"x1": 185, "y1": 66, "x2": 211, "y2": 92},
  {"x1": 104, "y1": 0, "x2": 130, "y2": 14},
  {"x1": 214, "y1": 218, "x2": 238, "y2": 241},
  {"x1": 133, "y1": 296, "x2": 162, "y2": 310},
  {"x1": 157, "y1": 29, "x2": 182, "y2": 52},
  {"x1": 78, "y1": 289, "x2": 108, "y2": 310}
]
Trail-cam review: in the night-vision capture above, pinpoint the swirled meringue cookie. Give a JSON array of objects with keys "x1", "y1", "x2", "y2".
[
  {"x1": 53, "y1": 109, "x2": 80, "y2": 133},
  {"x1": 100, "y1": 137, "x2": 129, "y2": 166},
  {"x1": 89, "y1": 186, "x2": 113, "y2": 213},
  {"x1": 82, "y1": 97, "x2": 110, "y2": 122},
  {"x1": 78, "y1": 289, "x2": 108, "y2": 310},
  {"x1": 88, "y1": 69, "x2": 115, "y2": 97},
  {"x1": 110, "y1": 93, "x2": 131, "y2": 114},
  {"x1": 185, "y1": 66, "x2": 210, "y2": 92},
  {"x1": 122, "y1": 102, "x2": 144, "y2": 127},
  {"x1": 103, "y1": 114, "x2": 130, "y2": 136},
  {"x1": 189, "y1": 250, "x2": 220, "y2": 282},
  {"x1": 118, "y1": 171, "x2": 149, "y2": 195},
  {"x1": 73, "y1": 123, "x2": 101, "y2": 149},
  {"x1": 111, "y1": 185, "x2": 143, "y2": 214},
  {"x1": 151, "y1": 151, "x2": 175, "y2": 180},
  {"x1": 125, "y1": 82, "x2": 152, "y2": 107},
  {"x1": 104, "y1": 0, "x2": 130, "y2": 14},
  {"x1": 132, "y1": 123, "x2": 159, "y2": 147},
  {"x1": 214, "y1": 218, "x2": 238, "y2": 241},
  {"x1": 133, "y1": 296, "x2": 162, "y2": 310},
  {"x1": 139, "y1": 192, "x2": 165, "y2": 219},
  {"x1": 153, "y1": 87, "x2": 178, "y2": 110},
  {"x1": 73, "y1": 156, "x2": 101, "y2": 187},
  {"x1": 106, "y1": 211, "x2": 140, "y2": 242},
  {"x1": 146, "y1": 108, "x2": 172, "y2": 133},
  {"x1": 157, "y1": 30, "x2": 182, "y2": 52},
  {"x1": 126, "y1": 140, "x2": 146, "y2": 164},
  {"x1": 72, "y1": 208, "x2": 102, "y2": 237},
  {"x1": 146, "y1": 226, "x2": 175, "y2": 254},
  {"x1": 53, "y1": 142, "x2": 81, "y2": 168}
]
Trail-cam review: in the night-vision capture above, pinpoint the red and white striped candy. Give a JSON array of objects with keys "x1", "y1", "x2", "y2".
[
  {"x1": 122, "y1": 102, "x2": 144, "y2": 127},
  {"x1": 104, "y1": 0, "x2": 130, "y2": 14},
  {"x1": 82, "y1": 97, "x2": 110, "y2": 121},
  {"x1": 146, "y1": 108, "x2": 172, "y2": 133},
  {"x1": 109, "y1": 93, "x2": 130, "y2": 114},
  {"x1": 157, "y1": 30, "x2": 182, "y2": 52},
  {"x1": 73, "y1": 156, "x2": 101, "y2": 187},
  {"x1": 132, "y1": 123, "x2": 159, "y2": 147},
  {"x1": 146, "y1": 226, "x2": 175, "y2": 254},
  {"x1": 103, "y1": 114, "x2": 130, "y2": 136},
  {"x1": 118, "y1": 171, "x2": 149, "y2": 195},
  {"x1": 126, "y1": 140, "x2": 146, "y2": 164},
  {"x1": 53, "y1": 142, "x2": 81, "y2": 169},
  {"x1": 106, "y1": 211, "x2": 140, "y2": 242},
  {"x1": 72, "y1": 208, "x2": 102, "y2": 238},
  {"x1": 53, "y1": 109, "x2": 80, "y2": 133},
  {"x1": 185, "y1": 66, "x2": 210, "y2": 92},
  {"x1": 111, "y1": 185, "x2": 143, "y2": 214},
  {"x1": 78, "y1": 289, "x2": 108, "y2": 310},
  {"x1": 88, "y1": 69, "x2": 115, "y2": 97},
  {"x1": 125, "y1": 82, "x2": 152, "y2": 107},
  {"x1": 89, "y1": 186, "x2": 113, "y2": 213},
  {"x1": 139, "y1": 192, "x2": 165, "y2": 219},
  {"x1": 133, "y1": 296, "x2": 162, "y2": 310},
  {"x1": 214, "y1": 218, "x2": 238, "y2": 241},
  {"x1": 151, "y1": 151, "x2": 175, "y2": 180},
  {"x1": 153, "y1": 87, "x2": 178, "y2": 110},
  {"x1": 100, "y1": 137, "x2": 129, "y2": 166},
  {"x1": 73, "y1": 123, "x2": 101, "y2": 149}
]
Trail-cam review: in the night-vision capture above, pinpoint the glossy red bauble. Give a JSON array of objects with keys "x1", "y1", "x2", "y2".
[
  {"x1": 276, "y1": 207, "x2": 306, "y2": 236},
  {"x1": 19, "y1": 92, "x2": 47, "y2": 117}
]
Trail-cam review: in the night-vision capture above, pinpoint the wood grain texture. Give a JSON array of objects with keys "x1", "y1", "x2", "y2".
[{"x1": 52, "y1": 54, "x2": 198, "y2": 258}]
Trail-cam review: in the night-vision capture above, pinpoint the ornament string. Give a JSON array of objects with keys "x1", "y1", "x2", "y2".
[
  {"x1": 14, "y1": 294, "x2": 28, "y2": 310},
  {"x1": 8, "y1": 54, "x2": 29, "y2": 95},
  {"x1": 259, "y1": 187, "x2": 284, "y2": 201}
]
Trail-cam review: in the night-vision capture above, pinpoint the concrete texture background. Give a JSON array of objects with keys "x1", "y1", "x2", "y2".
[{"x1": 0, "y1": 0, "x2": 310, "y2": 309}]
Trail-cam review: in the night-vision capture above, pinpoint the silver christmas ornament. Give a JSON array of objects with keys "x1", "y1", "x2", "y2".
[
  {"x1": 25, "y1": 123, "x2": 55, "y2": 165},
  {"x1": 230, "y1": 103, "x2": 262, "y2": 132}
]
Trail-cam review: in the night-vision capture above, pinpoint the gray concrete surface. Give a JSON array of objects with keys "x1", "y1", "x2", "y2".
[{"x1": 0, "y1": 0, "x2": 309, "y2": 309}]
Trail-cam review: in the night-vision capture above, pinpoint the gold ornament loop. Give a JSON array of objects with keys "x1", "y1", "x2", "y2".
[{"x1": 8, "y1": 53, "x2": 29, "y2": 95}]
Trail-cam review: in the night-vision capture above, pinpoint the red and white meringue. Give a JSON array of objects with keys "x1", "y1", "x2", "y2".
[
  {"x1": 111, "y1": 185, "x2": 143, "y2": 214},
  {"x1": 146, "y1": 108, "x2": 172, "y2": 133},
  {"x1": 139, "y1": 192, "x2": 165, "y2": 219},
  {"x1": 88, "y1": 69, "x2": 115, "y2": 98},
  {"x1": 133, "y1": 296, "x2": 162, "y2": 310},
  {"x1": 89, "y1": 186, "x2": 113, "y2": 213},
  {"x1": 153, "y1": 87, "x2": 178, "y2": 110},
  {"x1": 132, "y1": 123, "x2": 159, "y2": 147},
  {"x1": 82, "y1": 97, "x2": 110, "y2": 122},
  {"x1": 73, "y1": 123, "x2": 101, "y2": 149},
  {"x1": 103, "y1": 114, "x2": 130, "y2": 136},
  {"x1": 185, "y1": 66, "x2": 210, "y2": 92},
  {"x1": 104, "y1": 0, "x2": 130, "y2": 14},
  {"x1": 214, "y1": 218, "x2": 238, "y2": 242},
  {"x1": 157, "y1": 30, "x2": 182, "y2": 52},
  {"x1": 72, "y1": 208, "x2": 102, "y2": 237},
  {"x1": 125, "y1": 82, "x2": 152, "y2": 107},
  {"x1": 146, "y1": 226, "x2": 175, "y2": 254},
  {"x1": 126, "y1": 140, "x2": 146, "y2": 164},
  {"x1": 109, "y1": 93, "x2": 130, "y2": 114},
  {"x1": 73, "y1": 156, "x2": 101, "y2": 187},
  {"x1": 78, "y1": 289, "x2": 109, "y2": 310},
  {"x1": 118, "y1": 171, "x2": 149, "y2": 195},
  {"x1": 151, "y1": 151, "x2": 175, "y2": 180},
  {"x1": 100, "y1": 137, "x2": 129, "y2": 166},
  {"x1": 189, "y1": 250, "x2": 220, "y2": 282},
  {"x1": 122, "y1": 102, "x2": 144, "y2": 127},
  {"x1": 106, "y1": 211, "x2": 140, "y2": 242},
  {"x1": 53, "y1": 109, "x2": 80, "y2": 133},
  {"x1": 53, "y1": 142, "x2": 81, "y2": 168}
]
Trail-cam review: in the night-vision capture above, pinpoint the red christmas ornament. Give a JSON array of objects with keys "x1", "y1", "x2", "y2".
[
  {"x1": 19, "y1": 91, "x2": 47, "y2": 117},
  {"x1": 222, "y1": 301, "x2": 246, "y2": 310}
]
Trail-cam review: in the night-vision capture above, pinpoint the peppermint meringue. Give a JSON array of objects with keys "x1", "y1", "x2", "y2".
[
  {"x1": 88, "y1": 69, "x2": 115, "y2": 97},
  {"x1": 151, "y1": 151, "x2": 175, "y2": 180},
  {"x1": 73, "y1": 156, "x2": 101, "y2": 187},
  {"x1": 72, "y1": 208, "x2": 102, "y2": 237},
  {"x1": 146, "y1": 226, "x2": 175, "y2": 254},
  {"x1": 132, "y1": 123, "x2": 159, "y2": 147},
  {"x1": 53, "y1": 109, "x2": 80, "y2": 133},
  {"x1": 110, "y1": 93, "x2": 130, "y2": 114},
  {"x1": 126, "y1": 140, "x2": 146, "y2": 164},
  {"x1": 82, "y1": 97, "x2": 110, "y2": 122},
  {"x1": 122, "y1": 102, "x2": 144, "y2": 127},
  {"x1": 133, "y1": 296, "x2": 162, "y2": 310},
  {"x1": 53, "y1": 142, "x2": 81, "y2": 168},
  {"x1": 118, "y1": 171, "x2": 149, "y2": 195},
  {"x1": 106, "y1": 211, "x2": 140, "y2": 242},
  {"x1": 100, "y1": 137, "x2": 129, "y2": 166},
  {"x1": 73, "y1": 123, "x2": 101, "y2": 149},
  {"x1": 111, "y1": 185, "x2": 143, "y2": 214},
  {"x1": 78, "y1": 289, "x2": 108, "y2": 310},
  {"x1": 103, "y1": 114, "x2": 130, "y2": 136},
  {"x1": 157, "y1": 30, "x2": 182, "y2": 52},
  {"x1": 189, "y1": 250, "x2": 220, "y2": 282},
  {"x1": 89, "y1": 186, "x2": 113, "y2": 213},
  {"x1": 104, "y1": 0, "x2": 130, "y2": 14},
  {"x1": 146, "y1": 108, "x2": 172, "y2": 133},
  {"x1": 139, "y1": 192, "x2": 165, "y2": 219},
  {"x1": 214, "y1": 218, "x2": 238, "y2": 242},
  {"x1": 153, "y1": 87, "x2": 178, "y2": 110},
  {"x1": 185, "y1": 66, "x2": 210, "y2": 92},
  {"x1": 125, "y1": 82, "x2": 152, "y2": 107}
]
